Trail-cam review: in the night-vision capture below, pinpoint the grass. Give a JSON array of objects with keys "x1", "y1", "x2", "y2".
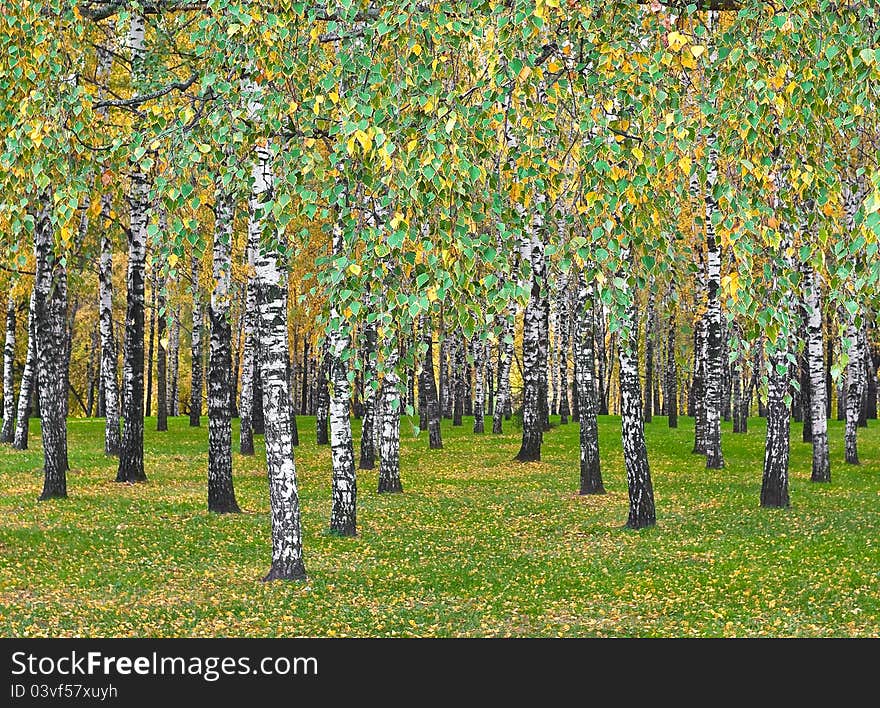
[{"x1": 0, "y1": 412, "x2": 878, "y2": 637}]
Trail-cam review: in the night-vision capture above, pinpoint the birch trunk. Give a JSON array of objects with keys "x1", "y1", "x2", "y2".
[
  {"x1": 13, "y1": 294, "x2": 36, "y2": 450},
  {"x1": 493, "y1": 301, "x2": 515, "y2": 434},
  {"x1": 359, "y1": 304, "x2": 377, "y2": 468},
  {"x1": 472, "y1": 337, "x2": 486, "y2": 433},
  {"x1": 420, "y1": 313, "x2": 442, "y2": 448},
  {"x1": 206, "y1": 182, "x2": 240, "y2": 513},
  {"x1": 867, "y1": 343, "x2": 878, "y2": 421},
  {"x1": 315, "y1": 340, "x2": 330, "y2": 444},
  {"x1": 844, "y1": 315, "x2": 863, "y2": 465},
  {"x1": 189, "y1": 253, "x2": 203, "y2": 427},
  {"x1": 803, "y1": 262, "x2": 830, "y2": 482},
  {"x1": 156, "y1": 260, "x2": 168, "y2": 432},
  {"x1": 858, "y1": 326, "x2": 869, "y2": 428},
  {"x1": 238, "y1": 248, "x2": 257, "y2": 455},
  {"x1": 618, "y1": 250, "x2": 655, "y2": 529},
  {"x1": 596, "y1": 300, "x2": 609, "y2": 415},
  {"x1": 116, "y1": 168, "x2": 148, "y2": 482},
  {"x1": 256, "y1": 242, "x2": 306, "y2": 581},
  {"x1": 666, "y1": 295, "x2": 678, "y2": 429},
  {"x1": 576, "y1": 272, "x2": 603, "y2": 495},
  {"x1": 515, "y1": 232, "x2": 545, "y2": 462},
  {"x1": 539, "y1": 294, "x2": 550, "y2": 432},
  {"x1": 1, "y1": 296, "x2": 16, "y2": 443},
  {"x1": 760, "y1": 157, "x2": 793, "y2": 508},
  {"x1": 378, "y1": 349, "x2": 403, "y2": 494},
  {"x1": 98, "y1": 211, "x2": 121, "y2": 453},
  {"x1": 556, "y1": 273, "x2": 570, "y2": 424},
  {"x1": 33, "y1": 193, "x2": 69, "y2": 499},
  {"x1": 440, "y1": 312, "x2": 452, "y2": 418},
  {"x1": 704, "y1": 134, "x2": 724, "y2": 469},
  {"x1": 644, "y1": 289, "x2": 654, "y2": 423},
  {"x1": 145, "y1": 267, "x2": 155, "y2": 417},
  {"x1": 116, "y1": 13, "x2": 148, "y2": 484},
  {"x1": 168, "y1": 306, "x2": 180, "y2": 417},
  {"x1": 328, "y1": 220, "x2": 357, "y2": 536},
  {"x1": 760, "y1": 344, "x2": 791, "y2": 507}
]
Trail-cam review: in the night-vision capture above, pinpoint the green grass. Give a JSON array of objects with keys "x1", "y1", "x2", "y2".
[{"x1": 1, "y1": 413, "x2": 878, "y2": 637}]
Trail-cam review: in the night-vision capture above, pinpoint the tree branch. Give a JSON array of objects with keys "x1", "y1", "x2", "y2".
[{"x1": 93, "y1": 73, "x2": 199, "y2": 109}]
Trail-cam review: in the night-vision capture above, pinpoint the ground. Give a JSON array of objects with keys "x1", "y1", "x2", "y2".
[{"x1": 0, "y1": 414, "x2": 878, "y2": 637}]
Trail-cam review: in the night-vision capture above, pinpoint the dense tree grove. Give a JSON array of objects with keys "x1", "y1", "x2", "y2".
[{"x1": 1, "y1": 0, "x2": 880, "y2": 580}]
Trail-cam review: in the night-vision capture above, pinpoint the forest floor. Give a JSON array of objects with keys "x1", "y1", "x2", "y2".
[{"x1": 1, "y1": 414, "x2": 878, "y2": 637}]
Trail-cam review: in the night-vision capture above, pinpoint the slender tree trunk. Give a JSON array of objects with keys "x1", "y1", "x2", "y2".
[
  {"x1": 761, "y1": 344, "x2": 791, "y2": 507},
  {"x1": 804, "y1": 262, "x2": 830, "y2": 482},
  {"x1": 359, "y1": 305, "x2": 377, "y2": 468},
  {"x1": 315, "y1": 340, "x2": 330, "y2": 444},
  {"x1": 13, "y1": 294, "x2": 36, "y2": 450},
  {"x1": 168, "y1": 305, "x2": 180, "y2": 417},
  {"x1": 866, "y1": 342, "x2": 878, "y2": 421},
  {"x1": 618, "y1": 251, "x2": 655, "y2": 529},
  {"x1": 493, "y1": 302, "x2": 515, "y2": 434},
  {"x1": 704, "y1": 136, "x2": 724, "y2": 469},
  {"x1": 464, "y1": 359, "x2": 473, "y2": 417},
  {"x1": 858, "y1": 326, "x2": 869, "y2": 428},
  {"x1": 556, "y1": 274, "x2": 570, "y2": 425},
  {"x1": 655, "y1": 314, "x2": 664, "y2": 418},
  {"x1": 800, "y1": 336, "x2": 812, "y2": 442},
  {"x1": 666, "y1": 297, "x2": 678, "y2": 429},
  {"x1": 570, "y1": 299, "x2": 580, "y2": 423},
  {"x1": 451, "y1": 332, "x2": 464, "y2": 427},
  {"x1": 85, "y1": 324, "x2": 98, "y2": 417},
  {"x1": 731, "y1": 341, "x2": 744, "y2": 433},
  {"x1": 189, "y1": 253, "x2": 203, "y2": 427},
  {"x1": 596, "y1": 298, "x2": 609, "y2": 415},
  {"x1": 1, "y1": 296, "x2": 16, "y2": 443},
  {"x1": 576, "y1": 273, "x2": 603, "y2": 495},
  {"x1": 206, "y1": 182, "x2": 240, "y2": 513},
  {"x1": 33, "y1": 194, "x2": 69, "y2": 499},
  {"x1": 539, "y1": 294, "x2": 550, "y2": 431},
  {"x1": 328, "y1": 220, "x2": 357, "y2": 536},
  {"x1": 487, "y1": 344, "x2": 495, "y2": 418},
  {"x1": 145, "y1": 269, "x2": 155, "y2": 418},
  {"x1": 238, "y1": 267, "x2": 257, "y2": 455},
  {"x1": 116, "y1": 16, "x2": 149, "y2": 485},
  {"x1": 439, "y1": 311, "x2": 452, "y2": 419},
  {"x1": 256, "y1": 242, "x2": 306, "y2": 581},
  {"x1": 844, "y1": 315, "x2": 863, "y2": 464},
  {"x1": 156, "y1": 259, "x2": 168, "y2": 432},
  {"x1": 516, "y1": 229, "x2": 545, "y2": 462},
  {"x1": 97, "y1": 212, "x2": 121, "y2": 454},
  {"x1": 378, "y1": 350, "x2": 403, "y2": 494},
  {"x1": 473, "y1": 337, "x2": 485, "y2": 433},
  {"x1": 644, "y1": 289, "x2": 655, "y2": 423},
  {"x1": 300, "y1": 339, "x2": 309, "y2": 417},
  {"x1": 420, "y1": 313, "x2": 442, "y2": 449},
  {"x1": 230, "y1": 291, "x2": 244, "y2": 419}
]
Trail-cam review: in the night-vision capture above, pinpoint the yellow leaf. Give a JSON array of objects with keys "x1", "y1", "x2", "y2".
[
  {"x1": 690, "y1": 45, "x2": 706, "y2": 59},
  {"x1": 168, "y1": 253, "x2": 179, "y2": 269},
  {"x1": 721, "y1": 272, "x2": 739, "y2": 301},
  {"x1": 632, "y1": 146, "x2": 644, "y2": 163},
  {"x1": 678, "y1": 155, "x2": 692, "y2": 176},
  {"x1": 445, "y1": 115, "x2": 457, "y2": 134},
  {"x1": 354, "y1": 129, "x2": 372, "y2": 152},
  {"x1": 667, "y1": 32, "x2": 688, "y2": 52},
  {"x1": 347, "y1": 263, "x2": 361, "y2": 276}
]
